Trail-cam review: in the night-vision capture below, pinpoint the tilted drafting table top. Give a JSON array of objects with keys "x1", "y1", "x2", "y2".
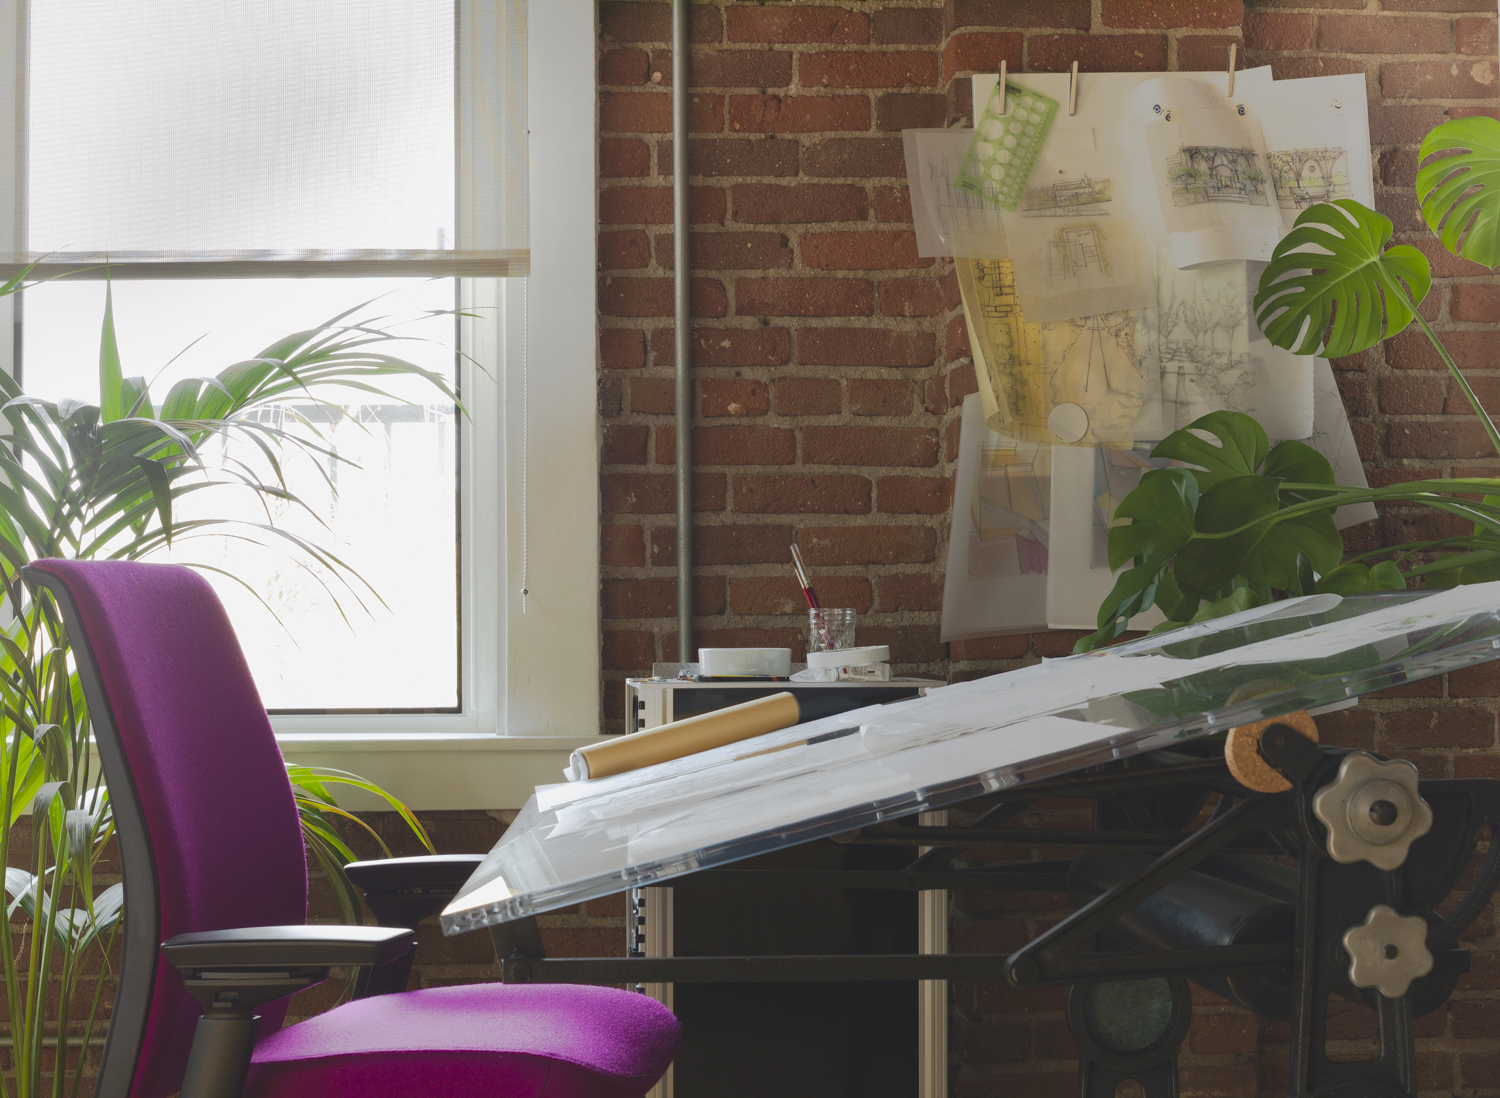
[{"x1": 442, "y1": 584, "x2": 1500, "y2": 936}]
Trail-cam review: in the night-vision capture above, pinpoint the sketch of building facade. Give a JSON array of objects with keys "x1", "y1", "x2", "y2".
[
  {"x1": 1166, "y1": 145, "x2": 1269, "y2": 206},
  {"x1": 1021, "y1": 174, "x2": 1112, "y2": 215},
  {"x1": 1267, "y1": 146, "x2": 1351, "y2": 209},
  {"x1": 1045, "y1": 222, "x2": 1109, "y2": 287}
]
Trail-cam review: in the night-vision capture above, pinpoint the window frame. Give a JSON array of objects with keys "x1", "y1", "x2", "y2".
[{"x1": 1, "y1": 0, "x2": 603, "y2": 808}]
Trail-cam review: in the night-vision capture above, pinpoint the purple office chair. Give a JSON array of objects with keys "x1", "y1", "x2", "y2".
[{"x1": 25, "y1": 560, "x2": 679, "y2": 1098}]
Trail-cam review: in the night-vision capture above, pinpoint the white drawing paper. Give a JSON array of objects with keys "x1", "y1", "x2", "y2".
[
  {"x1": 1302, "y1": 357, "x2": 1377, "y2": 531},
  {"x1": 940, "y1": 394, "x2": 1049, "y2": 641},
  {"x1": 903, "y1": 127, "x2": 1009, "y2": 259},
  {"x1": 1259, "y1": 72, "x2": 1374, "y2": 223},
  {"x1": 1158, "y1": 252, "x2": 1312, "y2": 439}
]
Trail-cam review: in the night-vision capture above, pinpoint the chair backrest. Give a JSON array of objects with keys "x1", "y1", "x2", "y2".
[{"x1": 25, "y1": 561, "x2": 308, "y2": 1098}]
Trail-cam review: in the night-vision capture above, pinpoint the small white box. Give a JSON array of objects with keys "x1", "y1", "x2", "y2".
[{"x1": 697, "y1": 647, "x2": 792, "y2": 678}]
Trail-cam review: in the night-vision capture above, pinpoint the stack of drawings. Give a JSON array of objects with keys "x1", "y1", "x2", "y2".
[{"x1": 908, "y1": 69, "x2": 1378, "y2": 639}]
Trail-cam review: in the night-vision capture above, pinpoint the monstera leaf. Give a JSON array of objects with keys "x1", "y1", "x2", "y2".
[
  {"x1": 1254, "y1": 200, "x2": 1431, "y2": 357},
  {"x1": 1418, "y1": 115, "x2": 1500, "y2": 269}
]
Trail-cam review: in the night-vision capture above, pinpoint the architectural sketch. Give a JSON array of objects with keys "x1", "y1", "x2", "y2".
[
  {"x1": 1267, "y1": 146, "x2": 1352, "y2": 209},
  {"x1": 1021, "y1": 174, "x2": 1113, "y2": 216},
  {"x1": 959, "y1": 258, "x2": 1154, "y2": 446},
  {"x1": 970, "y1": 440, "x2": 1050, "y2": 578},
  {"x1": 1166, "y1": 145, "x2": 1270, "y2": 206},
  {"x1": 1045, "y1": 222, "x2": 1110, "y2": 288},
  {"x1": 903, "y1": 128, "x2": 1010, "y2": 259}
]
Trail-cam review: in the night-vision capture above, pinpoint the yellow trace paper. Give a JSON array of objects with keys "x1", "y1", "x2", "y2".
[{"x1": 957, "y1": 257, "x2": 1159, "y2": 447}]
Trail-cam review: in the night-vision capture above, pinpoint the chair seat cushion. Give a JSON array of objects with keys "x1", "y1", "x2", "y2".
[{"x1": 244, "y1": 983, "x2": 680, "y2": 1098}]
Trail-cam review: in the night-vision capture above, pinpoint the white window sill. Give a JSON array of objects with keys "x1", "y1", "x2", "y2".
[{"x1": 274, "y1": 732, "x2": 610, "y2": 812}]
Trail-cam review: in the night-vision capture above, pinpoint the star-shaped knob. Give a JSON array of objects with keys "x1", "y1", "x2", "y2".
[
  {"x1": 1311, "y1": 752, "x2": 1433, "y2": 870},
  {"x1": 1343, "y1": 904, "x2": 1433, "y2": 999}
]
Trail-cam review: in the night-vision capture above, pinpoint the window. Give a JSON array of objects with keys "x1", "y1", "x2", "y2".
[{"x1": 0, "y1": 0, "x2": 603, "y2": 757}]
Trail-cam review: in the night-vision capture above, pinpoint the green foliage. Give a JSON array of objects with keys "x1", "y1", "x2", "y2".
[
  {"x1": 0, "y1": 267, "x2": 445, "y2": 1096},
  {"x1": 1417, "y1": 115, "x2": 1500, "y2": 269},
  {"x1": 1254, "y1": 200, "x2": 1430, "y2": 358}
]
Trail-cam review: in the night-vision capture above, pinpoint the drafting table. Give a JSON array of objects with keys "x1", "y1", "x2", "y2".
[{"x1": 444, "y1": 586, "x2": 1500, "y2": 1098}]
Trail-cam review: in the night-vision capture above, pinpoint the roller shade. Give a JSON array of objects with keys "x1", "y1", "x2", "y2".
[{"x1": 4, "y1": 0, "x2": 527, "y2": 279}]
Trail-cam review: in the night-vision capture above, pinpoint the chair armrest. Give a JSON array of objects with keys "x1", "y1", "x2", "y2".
[
  {"x1": 162, "y1": 925, "x2": 415, "y2": 971},
  {"x1": 344, "y1": 853, "x2": 484, "y2": 893},
  {"x1": 344, "y1": 854, "x2": 486, "y2": 929}
]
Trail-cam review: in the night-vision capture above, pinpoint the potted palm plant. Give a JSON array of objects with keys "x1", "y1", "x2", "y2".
[
  {"x1": 1080, "y1": 115, "x2": 1500, "y2": 653},
  {"x1": 0, "y1": 267, "x2": 451, "y2": 1097}
]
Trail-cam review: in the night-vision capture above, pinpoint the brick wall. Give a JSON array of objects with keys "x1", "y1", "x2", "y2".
[{"x1": 592, "y1": 1, "x2": 1500, "y2": 1096}]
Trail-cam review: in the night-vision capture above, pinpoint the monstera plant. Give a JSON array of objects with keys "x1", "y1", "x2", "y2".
[
  {"x1": 1080, "y1": 116, "x2": 1500, "y2": 652},
  {"x1": 0, "y1": 269, "x2": 445, "y2": 1096}
]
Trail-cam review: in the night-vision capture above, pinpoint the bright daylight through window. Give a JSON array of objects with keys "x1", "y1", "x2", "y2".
[{"x1": 11, "y1": 0, "x2": 512, "y2": 712}]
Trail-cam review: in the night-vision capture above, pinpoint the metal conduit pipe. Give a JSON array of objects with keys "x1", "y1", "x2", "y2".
[{"x1": 672, "y1": 0, "x2": 694, "y2": 660}]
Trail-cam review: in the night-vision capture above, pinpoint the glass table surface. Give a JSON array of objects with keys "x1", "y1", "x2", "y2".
[{"x1": 442, "y1": 584, "x2": 1500, "y2": 935}]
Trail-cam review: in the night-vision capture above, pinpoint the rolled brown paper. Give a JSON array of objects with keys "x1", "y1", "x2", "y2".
[{"x1": 567, "y1": 692, "x2": 802, "y2": 781}]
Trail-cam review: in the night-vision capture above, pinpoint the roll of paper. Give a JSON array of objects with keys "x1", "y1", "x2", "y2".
[{"x1": 566, "y1": 692, "x2": 801, "y2": 781}]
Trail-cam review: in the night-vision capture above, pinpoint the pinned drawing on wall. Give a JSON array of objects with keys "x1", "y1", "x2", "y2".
[
  {"x1": 958, "y1": 258, "x2": 1161, "y2": 447},
  {"x1": 903, "y1": 127, "x2": 1009, "y2": 259},
  {"x1": 1165, "y1": 144, "x2": 1271, "y2": 207},
  {"x1": 1260, "y1": 104, "x2": 1360, "y2": 222}
]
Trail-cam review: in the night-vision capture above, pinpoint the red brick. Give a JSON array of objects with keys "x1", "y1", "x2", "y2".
[
  {"x1": 700, "y1": 378, "x2": 769, "y2": 417},
  {"x1": 1177, "y1": 35, "x2": 1243, "y2": 72},
  {"x1": 1027, "y1": 34, "x2": 1169, "y2": 72},
  {"x1": 601, "y1": 472, "x2": 725, "y2": 514},
  {"x1": 1452, "y1": 998, "x2": 1500, "y2": 1039},
  {"x1": 947, "y1": 0, "x2": 1091, "y2": 31},
  {"x1": 799, "y1": 328, "x2": 935, "y2": 367},
  {"x1": 729, "y1": 94, "x2": 870, "y2": 134},
  {"x1": 803, "y1": 425, "x2": 938, "y2": 467},
  {"x1": 599, "y1": 185, "x2": 724, "y2": 225},
  {"x1": 1243, "y1": 12, "x2": 1315, "y2": 50},
  {"x1": 656, "y1": 230, "x2": 791, "y2": 270},
  {"x1": 598, "y1": 276, "x2": 727, "y2": 318},
  {"x1": 603, "y1": 631, "x2": 654, "y2": 670},
  {"x1": 1378, "y1": 374, "x2": 1446, "y2": 415},
  {"x1": 662, "y1": 524, "x2": 794, "y2": 566},
  {"x1": 875, "y1": 93, "x2": 949, "y2": 132},
  {"x1": 647, "y1": 48, "x2": 793, "y2": 89},
  {"x1": 662, "y1": 136, "x2": 799, "y2": 177},
  {"x1": 799, "y1": 51, "x2": 938, "y2": 89},
  {"x1": 880, "y1": 277, "x2": 945, "y2": 317},
  {"x1": 924, "y1": 376, "x2": 947, "y2": 413},
  {"x1": 954, "y1": 1019, "x2": 1031, "y2": 1065},
  {"x1": 943, "y1": 32, "x2": 1024, "y2": 84},
  {"x1": 601, "y1": 424, "x2": 648, "y2": 465},
  {"x1": 601, "y1": 525, "x2": 645, "y2": 567},
  {"x1": 1261, "y1": 56, "x2": 1368, "y2": 80},
  {"x1": 601, "y1": 138, "x2": 651, "y2": 177},
  {"x1": 726, "y1": 6, "x2": 868, "y2": 44},
  {"x1": 601, "y1": 377, "x2": 622, "y2": 421},
  {"x1": 657, "y1": 425, "x2": 794, "y2": 466},
  {"x1": 873, "y1": 185, "x2": 912, "y2": 223},
  {"x1": 1179, "y1": 1064, "x2": 1258, "y2": 1097},
  {"x1": 1412, "y1": 234, "x2": 1495, "y2": 277},
  {"x1": 803, "y1": 230, "x2": 931, "y2": 270},
  {"x1": 1445, "y1": 375, "x2": 1500, "y2": 415},
  {"x1": 1376, "y1": 188, "x2": 1424, "y2": 233},
  {"x1": 797, "y1": 524, "x2": 939, "y2": 565},
  {"x1": 682, "y1": 626, "x2": 808, "y2": 659},
  {"x1": 600, "y1": 328, "x2": 646, "y2": 370},
  {"x1": 730, "y1": 183, "x2": 868, "y2": 223},
  {"x1": 1452, "y1": 282, "x2": 1500, "y2": 322},
  {"x1": 1188, "y1": 1010, "x2": 1257, "y2": 1054},
  {"x1": 1386, "y1": 0, "x2": 1496, "y2": 10},
  {"x1": 803, "y1": 137, "x2": 906, "y2": 178},
  {"x1": 729, "y1": 575, "x2": 873, "y2": 616},
  {"x1": 1321, "y1": 14, "x2": 1452, "y2": 52},
  {"x1": 602, "y1": 576, "x2": 726, "y2": 620},
  {"x1": 947, "y1": 313, "x2": 971, "y2": 361},
  {"x1": 877, "y1": 475, "x2": 951, "y2": 513},
  {"x1": 873, "y1": 8, "x2": 942, "y2": 45},
  {"x1": 1368, "y1": 105, "x2": 1447, "y2": 146},
  {"x1": 650, "y1": 326, "x2": 792, "y2": 368},
  {"x1": 1458, "y1": 15, "x2": 1500, "y2": 53},
  {"x1": 773, "y1": 377, "x2": 842, "y2": 415},
  {"x1": 598, "y1": 230, "x2": 650, "y2": 270},
  {"x1": 630, "y1": 377, "x2": 674, "y2": 414},
  {"x1": 601, "y1": 91, "x2": 723, "y2": 134},
  {"x1": 600, "y1": 48, "x2": 649, "y2": 86},
  {"x1": 733, "y1": 473, "x2": 872, "y2": 514},
  {"x1": 600, "y1": 3, "x2": 721, "y2": 45},
  {"x1": 849, "y1": 378, "x2": 914, "y2": 416},
  {"x1": 1387, "y1": 328, "x2": 1500, "y2": 370},
  {"x1": 877, "y1": 573, "x2": 945, "y2": 612},
  {"x1": 1103, "y1": 0, "x2": 1241, "y2": 28},
  {"x1": 1034, "y1": 631, "x2": 1091, "y2": 657},
  {"x1": 950, "y1": 636, "x2": 1030, "y2": 660},
  {"x1": 1382, "y1": 59, "x2": 1499, "y2": 99},
  {"x1": 1451, "y1": 660, "x2": 1500, "y2": 696},
  {"x1": 1381, "y1": 706, "x2": 1495, "y2": 750},
  {"x1": 856, "y1": 623, "x2": 944, "y2": 664},
  {"x1": 736, "y1": 278, "x2": 873, "y2": 317}
]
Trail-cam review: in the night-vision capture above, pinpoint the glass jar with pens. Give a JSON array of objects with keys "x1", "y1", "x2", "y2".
[{"x1": 791, "y1": 540, "x2": 856, "y2": 653}]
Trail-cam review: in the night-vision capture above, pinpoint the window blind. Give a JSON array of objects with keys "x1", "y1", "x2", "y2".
[{"x1": 4, "y1": 0, "x2": 527, "y2": 279}]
